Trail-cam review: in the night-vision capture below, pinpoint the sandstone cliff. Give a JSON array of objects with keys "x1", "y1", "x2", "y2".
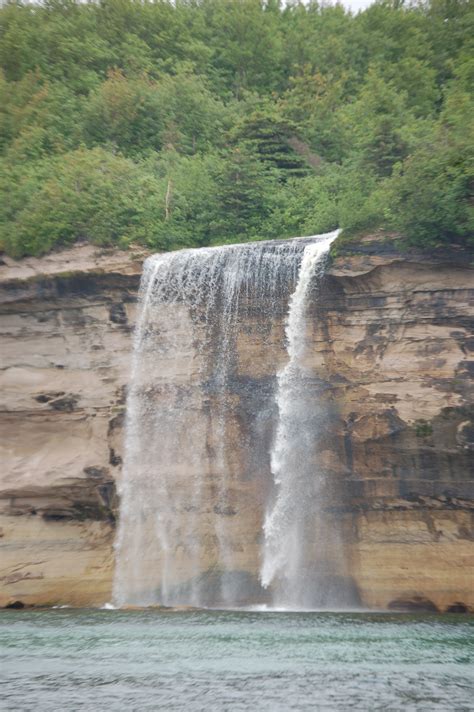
[
  {"x1": 318, "y1": 239, "x2": 474, "y2": 612},
  {"x1": 0, "y1": 238, "x2": 472, "y2": 611},
  {"x1": 0, "y1": 245, "x2": 145, "y2": 607}
]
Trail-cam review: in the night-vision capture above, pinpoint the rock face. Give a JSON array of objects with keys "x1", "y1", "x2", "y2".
[
  {"x1": 0, "y1": 238, "x2": 473, "y2": 611},
  {"x1": 318, "y1": 243, "x2": 474, "y2": 612},
  {"x1": 0, "y1": 245, "x2": 145, "y2": 607}
]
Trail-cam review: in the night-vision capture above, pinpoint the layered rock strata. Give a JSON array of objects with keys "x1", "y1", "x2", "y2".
[
  {"x1": 0, "y1": 245, "x2": 145, "y2": 607},
  {"x1": 0, "y1": 238, "x2": 472, "y2": 611},
  {"x1": 316, "y1": 242, "x2": 474, "y2": 612}
]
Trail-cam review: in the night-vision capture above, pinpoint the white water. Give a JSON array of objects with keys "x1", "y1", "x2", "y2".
[
  {"x1": 260, "y1": 233, "x2": 350, "y2": 608},
  {"x1": 113, "y1": 231, "x2": 349, "y2": 609}
]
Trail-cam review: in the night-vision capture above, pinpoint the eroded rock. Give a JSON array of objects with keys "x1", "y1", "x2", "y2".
[
  {"x1": 0, "y1": 241, "x2": 473, "y2": 610},
  {"x1": 0, "y1": 245, "x2": 144, "y2": 607}
]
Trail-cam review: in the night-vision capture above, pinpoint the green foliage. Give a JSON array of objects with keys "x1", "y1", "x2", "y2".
[
  {"x1": 229, "y1": 101, "x2": 308, "y2": 178},
  {"x1": 201, "y1": 0, "x2": 283, "y2": 95},
  {"x1": 0, "y1": 0, "x2": 472, "y2": 257},
  {"x1": 339, "y1": 68, "x2": 413, "y2": 177},
  {"x1": 145, "y1": 150, "x2": 221, "y2": 247},
  {"x1": 0, "y1": 147, "x2": 171, "y2": 256},
  {"x1": 84, "y1": 68, "x2": 226, "y2": 156},
  {"x1": 262, "y1": 169, "x2": 341, "y2": 239},
  {"x1": 211, "y1": 146, "x2": 277, "y2": 240},
  {"x1": 414, "y1": 420, "x2": 433, "y2": 438},
  {"x1": 383, "y1": 77, "x2": 474, "y2": 246},
  {"x1": 0, "y1": 70, "x2": 81, "y2": 158}
]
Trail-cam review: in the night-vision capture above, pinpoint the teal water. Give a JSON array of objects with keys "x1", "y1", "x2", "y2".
[{"x1": 1, "y1": 609, "x2": 473, "y2": 711}]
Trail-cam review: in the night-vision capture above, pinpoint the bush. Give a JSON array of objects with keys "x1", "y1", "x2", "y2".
[{"x1": 0, "y1": 147, "x2": 169, "y2": 256}]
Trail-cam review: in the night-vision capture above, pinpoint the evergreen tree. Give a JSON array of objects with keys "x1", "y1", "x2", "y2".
[
  {"x1": 212, "y1": 146, "x2": 275, "y2": 240},
  {"x1": 229, "y1": 103, "x2": 309, "y2": 178}
]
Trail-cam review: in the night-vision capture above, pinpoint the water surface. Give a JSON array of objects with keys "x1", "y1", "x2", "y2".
[{"x1": 1, "y1": 609, "x2": 473, "y2": 711}]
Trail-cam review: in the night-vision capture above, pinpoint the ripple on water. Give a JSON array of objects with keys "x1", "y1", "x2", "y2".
[{"x1": 0, "y1": 610, "x2": 473, "y2": 711}]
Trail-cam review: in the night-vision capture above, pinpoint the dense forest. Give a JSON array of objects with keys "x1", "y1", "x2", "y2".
[{"x1": 0, "y1": 0, "x2": 472, "y2": 257}]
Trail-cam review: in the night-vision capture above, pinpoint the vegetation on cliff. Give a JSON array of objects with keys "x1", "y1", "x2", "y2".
[{"x1": 0, "y1": 0, "x2": 472, "y2": 257}]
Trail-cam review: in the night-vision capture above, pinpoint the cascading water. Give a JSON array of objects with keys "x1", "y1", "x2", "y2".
[
  {"x1": 113, "y1": 230, "x2": 353, "y2": 609},
  {"x1": 260, "y1": 232, "x2": 352, "y2": 608}
]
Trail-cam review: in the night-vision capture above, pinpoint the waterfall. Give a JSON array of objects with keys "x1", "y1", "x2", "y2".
[
  {"x1": 260, "y1": 232, "x2": 351, "y2": 608},
  {"x1": 113, "y1": 230, "x2": 351, "y2": 609}
]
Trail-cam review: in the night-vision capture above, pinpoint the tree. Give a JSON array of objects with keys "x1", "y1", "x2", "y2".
[
  {"x1": 211, "y1": 146, "x2": 276, "y2": 240},
  {"x1": 0, "y1": 70, "x2": 81, "y2": 159},
  {"x1": 0, "y1": 0, "x2": 113, "y2": 93},
  {"x1": 229, "y1": 101, "x2": 309, "y2": 178},
  {"x1": 146, "y1": 149, "x2": 221, "y2": 247},
  {"x1": 0, "y1": 0, "x2": 472, "y2": 256},
  {"x1": 384, "y1": 82, "x2": 474, "y2": 246},
  {"x1": 201, "y1": 0, "x2": 283, "y2": 96},
  {"x1": 340, "y1": 68, "x2": 412, "y2": 177},
  {"x1": 280, "y1": 67, "x2": 350, "y2": 163},
  {"x1": 84, "y1": 68, "x2": 227, "y2": 156},
  {"x1": 0, "y1": 147, "x2": 169, "y2": 256},
  {"x1": 83, "y1": 69, "x2": 166, "y2": 155}
]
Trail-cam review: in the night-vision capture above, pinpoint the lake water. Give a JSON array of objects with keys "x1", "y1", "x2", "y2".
[{"x1": 1, "y1": 609, "x2": 473, "y2": 711}]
